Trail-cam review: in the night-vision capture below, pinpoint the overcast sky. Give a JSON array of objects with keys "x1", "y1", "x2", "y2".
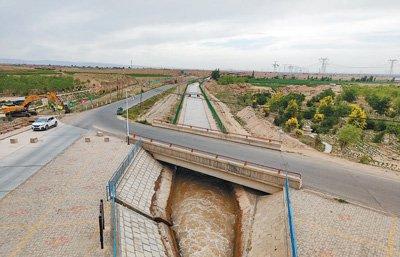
[{"x1": 1, "y1": 0, "x2": 400, "y2": 74}]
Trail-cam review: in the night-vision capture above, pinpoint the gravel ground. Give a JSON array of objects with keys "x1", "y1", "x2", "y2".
[{"x1": 0, "y1": 132, "x2": 130, "y2": 257}]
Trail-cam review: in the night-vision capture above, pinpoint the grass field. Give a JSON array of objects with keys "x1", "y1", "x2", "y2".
[
  {"x1": 0, "y1": 74, "x2": 75, "y2": 95},
  {"x1": 217, "y1": 75, "x2": 393, "y2": 89},
  {"x1": 345, "y1": 84, "x2": 400, "y2": 99},
  {"x1": 218, "y1": 75, "x2": 342, "y2": 89}
]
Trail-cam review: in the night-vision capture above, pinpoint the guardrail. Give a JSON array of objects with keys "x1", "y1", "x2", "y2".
[
  {"x1": 107, "y1": 140, "x2": 142, "y2": 257},
  {"x1": 198, "y1": 82, "x2": 227, "y2": 133},
  {"x1": 152, "y1": 119, "x2": 282, "y2": 150},
  {"x1": 130, "y1": 134, "x2": 301, "y2": 190},
  {"x1": 284, "y1": 177, "x2": 298, "y2": 257}
]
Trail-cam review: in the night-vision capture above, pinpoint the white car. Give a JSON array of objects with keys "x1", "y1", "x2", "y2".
[{"x1": 31, "y1": 116, "x2": 58, "y2": 131}]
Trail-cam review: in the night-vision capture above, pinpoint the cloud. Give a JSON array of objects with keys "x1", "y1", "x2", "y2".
[{"x1": 0, "y1": 0, "x2": 399, "y2": 73}]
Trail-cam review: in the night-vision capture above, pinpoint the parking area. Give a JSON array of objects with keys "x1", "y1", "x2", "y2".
[{"x1": 0, "y1": 122, "x2": 86, "y2": 199}]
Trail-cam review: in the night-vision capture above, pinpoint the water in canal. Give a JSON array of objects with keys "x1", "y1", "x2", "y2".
[{"x1": 170, "y1": 168, "x2": 239, "y2": 257}]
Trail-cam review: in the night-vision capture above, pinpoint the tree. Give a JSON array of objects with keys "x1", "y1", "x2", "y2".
[
  {"x1": 285, "y1": 117, "x2": 299, "y2": 131},
  {"x1": 211, "y1": 69, "x2": 220, "y2": 80},
  {"x1": 313, "y1": 113, "x2": 324, "y2": 122},
  {"x1": 317, "y1": 95, "x2": 335, "y2": 116},
  {"x1": 338, "y1": 124, "x2": 362, "y2": 149},
  {"x1": 341, "y1": 87, "x2": 357, "y2": 102},
  {"x1": 348, "y1": 104, "x2": 367, "y2": 129},
  {"x1": 393, "y1": 97, "x2": 400, "y2": 115},
  {"x1": 365, "y1": 94, "x2": 390, "y2": 115},
  {"x1": 307, "y1": 89, "x2": 335, "y2": 107},
  {"x1": 284, "y1": 99, "x2": 300, "y2": 119}
]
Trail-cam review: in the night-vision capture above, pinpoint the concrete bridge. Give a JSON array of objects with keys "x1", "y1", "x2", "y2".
[{"x1": 132, "y1": 135, "x2": 302, "y2": 193}]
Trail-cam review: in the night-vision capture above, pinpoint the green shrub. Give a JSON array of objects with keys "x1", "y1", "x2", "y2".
[
  {"x1": 312, "y1": 116, "x2": 339, "y2": 134},
  {"x1": 359, "y1": 155, "x2": 373, "y2": 164},
  {"x1": 341, "y1": 87, "x2": 357, "y2": 102},
  {"x1": 372, "y1": 131, "x2": 385, "y2": 143},
  {"x1": 254, "y1": 92, "x2": 270, "y2": 105},
  {"x1": 335, "y1": 102, "x2": 351, "y2": 117},
  {"x1": 303, "y1": 106, "x2": 316, "y2": 119},
  {"x1": 386, "y1": 123, "x2": 400, "y2": 136},
  {"x1": 338, "y1": 124, "x2": 362, "y2": 149},
  {"x1": 366, "y1": 94, "x2": 391, "y2": 115},
  {"x1": 211, "y1": 69, "x2": 220, "y2": 80},
  {"x1": 307, "y1": 89, "x2": 335, "y2": 107}
]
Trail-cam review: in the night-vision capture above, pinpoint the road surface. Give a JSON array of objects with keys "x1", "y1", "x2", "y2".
[
  {"x1": 0, "y1": 122, "x2": 85, "y2": 199},
  {"x1": 63, "y1": 85, "x2": 400, "y2": 215}
]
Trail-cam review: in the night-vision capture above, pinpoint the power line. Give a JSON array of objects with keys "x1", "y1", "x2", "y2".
[
  {"x1": 319, "y1": 58, "x2": 328, "y2": 74},
  {"x1": 272, "y1": 61, "x2": 279, "y2": 72}
]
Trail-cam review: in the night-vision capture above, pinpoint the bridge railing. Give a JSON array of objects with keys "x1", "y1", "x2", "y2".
[
  {"x1": 152, "y1": 119, "x2": 282, "y2": 150},
  {"x1": 284, "y1": 177, "x2": 298, "y2": 257},
  {"x1": 131, "y1": 134, "x2": 301, "y2": 189},
  {"x1": 107, "y1": 140, "x2": 142, "y2": 257}
]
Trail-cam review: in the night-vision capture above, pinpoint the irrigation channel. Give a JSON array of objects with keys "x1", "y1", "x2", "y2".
[{"x1": 168, "y1": 82, "x2": 266, "y2": 256}]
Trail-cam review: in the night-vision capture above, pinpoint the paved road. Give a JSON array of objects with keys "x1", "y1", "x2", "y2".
[
  {"x1": 0, "y1": 123, "x2": 86, "y2": 199},
  {"x1": 67, "y1": 84, "x2": 175, "y2": 134},
  {"x1": 64, "y1": 85, "x2": 400, "y2": 215}
]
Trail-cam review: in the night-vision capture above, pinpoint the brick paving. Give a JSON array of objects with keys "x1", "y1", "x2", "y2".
[
  {"x1": 0, "y1": 133, "x2": 130, "y2": 257},
  {"x1": 291, "y1": 189, "x2": 400, "y2": 257},
  {"x1": 117, "y1": 149, "x2": 162, "y2": 217},
  {"x1": 118, "y1": 205, "x2": 166, "y2": 257}
]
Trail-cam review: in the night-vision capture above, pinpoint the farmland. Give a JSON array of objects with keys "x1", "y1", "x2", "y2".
[{"x1": 0, "y1": 74, "x2": 76, "y2": 95}]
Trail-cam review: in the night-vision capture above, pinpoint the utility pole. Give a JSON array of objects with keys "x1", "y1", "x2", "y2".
[
  {"x1": 288, "y1": 65, "x2": 294, "y2": 74},
  {"x1": 319, "y1": 58, "x2": 328, "y2": 74},
  {"x1": 125, "y1": 89, "x2": 130, "y2": 145},
  {"x1": 388, "y1": 59, "x2": 398, "y2": 75},
  {"x1": 272, "y1": 61, "x2": 279, "y2": 72}
]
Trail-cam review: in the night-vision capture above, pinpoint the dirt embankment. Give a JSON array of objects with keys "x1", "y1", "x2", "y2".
[
  {"x1": 237, "y1": 107, "x2": 312, "y2": 153},
  {"x1": 139, "y1": 93, "x2": 179, "y2": 123},
  {"x1": 205, "y1": 87, "x2": 249, "y2": 135},
  {"x1": 139, "y1": 84, "x2": 185, "y2": 123},
  {"x1": 278, "y1": 84, "x2": 342, "y2": 102}
]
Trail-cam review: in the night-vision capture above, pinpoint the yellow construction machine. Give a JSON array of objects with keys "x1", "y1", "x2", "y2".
[{"x1": 0, "y1": 92, "x2": 70, "y2": 117}]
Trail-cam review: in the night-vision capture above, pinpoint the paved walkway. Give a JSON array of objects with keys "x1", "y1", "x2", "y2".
[
  {"x1": 0, "y1": 133, "x2": 129, "y2": 257},
  {"x1": 117, "y1": 149, "x2": 163, "y2": 217},
  {"x1": 118, "y1": 205, "x2": 166, "y2": 257},
  {"x1": 292, "y1": 190, "x2": 400, "y2": 257}
]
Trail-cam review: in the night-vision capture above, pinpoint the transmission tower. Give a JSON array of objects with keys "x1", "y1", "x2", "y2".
[
  {"x1": 272, "y1": 61, "x2": 279, "y2": 72},
  {"x1": 388, "y1": 59, "x2": 398, "y2": 75},
  {"x1": 319, "y1": 58, "x2": 328, "y2": 73}
]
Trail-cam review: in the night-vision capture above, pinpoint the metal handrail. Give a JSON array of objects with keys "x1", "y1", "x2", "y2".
[
  {"x1": 108, "y1": 141, "x2": 142, "y2": 199},
  {"x1": 107, "y1": 140, "x2": 142, "y2": 257},
  {"x1": 284, "y1": 177, "x2": 298, "y2": 257},
  {"x1": 153, "y1": 118, "x2": 282, "y2": 144},
  {"x1": 131, "y1": 134, "x2": 301, "y2": 180}
]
